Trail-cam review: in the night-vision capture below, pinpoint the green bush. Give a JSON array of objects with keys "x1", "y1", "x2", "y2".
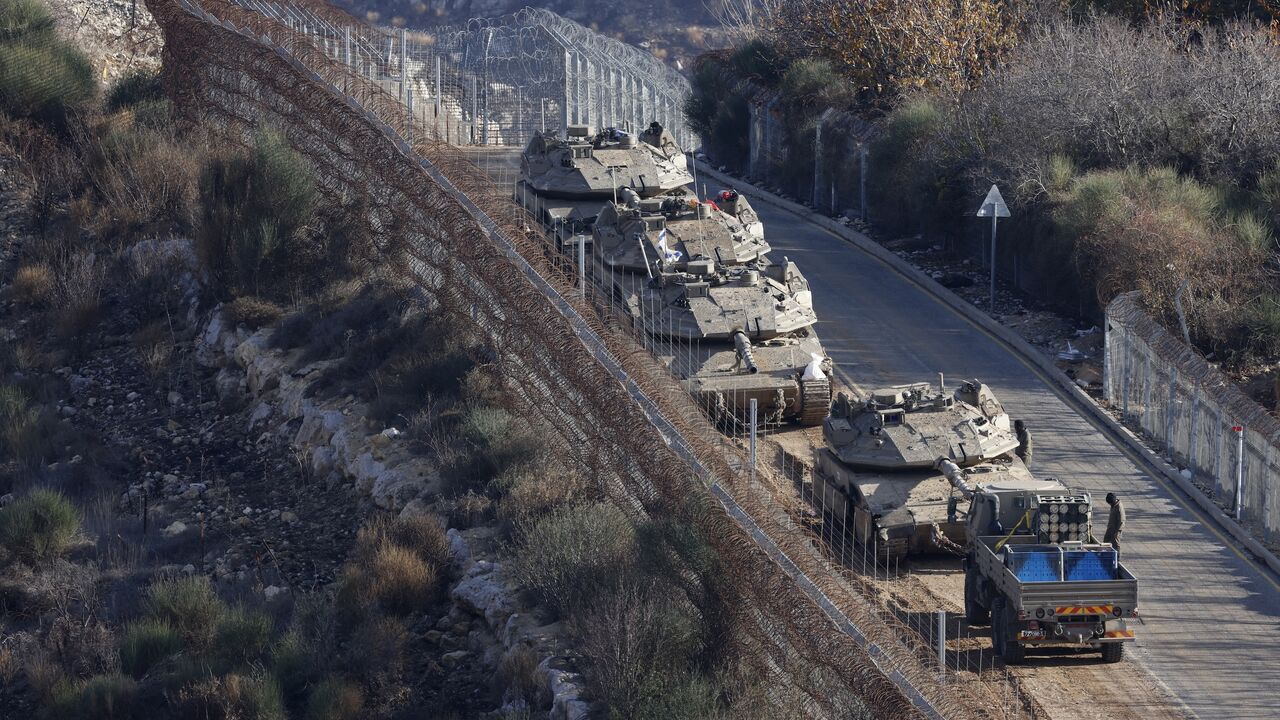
[
  {"x1": 44, "y1": 673, "x2": 138, "y2": 720},
  {"x1": 105, "y1": 69, "x2": 163, "y2": 112},
  {"x1": 305, "y1": 676, "x2": 364, "y2": 720},
  {"x1": 0, "y1": 0, "x2": 55, "y2": 44},
  {"x1": 867, "y1": 96, "x2": 947, "y2": 234},
  {"x1": 512, "y1": 503, "x2": 637, "y2": 615},
  {"x1": 143, "y1": 576, "x2": 226, "y2": 649},
  {"x1": 0, "y1": 488, "x2": 81, "y2": 564},
  {"x1": 196, "y1": 128, "x2": 320, "y2": 299},
  {"x1": 0, "y1": 41, "x2": 94, "y2": 130},
  {"x1": 0, "y1": 383, "x2": 51, "y2": 467},
  {"x1": 213, "y1": 606, "x2": 274, "y2": 668},
  {"x1": 271, "y1": 631, "x2": 323, "y2": 706},
  {"x1": 119, "y1": 619, "x2": 183, "y2": 679}
]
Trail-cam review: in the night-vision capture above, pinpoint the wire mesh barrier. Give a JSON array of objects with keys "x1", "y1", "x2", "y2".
[
  {"x1": 144, "y1": 0, "x2": 1042, "y2": 715},
  {"x1": 226, "y1": 0, "x2": 695, "y2": 150},
  {"x1": 1106, "y1": 291, "x2": 1280, "y2": 540}
]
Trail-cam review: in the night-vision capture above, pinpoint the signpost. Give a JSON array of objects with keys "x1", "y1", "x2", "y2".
[{"x1": 975, "y1": 185, "x2": 1010, "y2": 313}]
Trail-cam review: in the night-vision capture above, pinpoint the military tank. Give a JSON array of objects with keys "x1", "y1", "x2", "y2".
[
  {"x1": 589, "y1": 197, "x2": 831, "y2": 426},
  {"x1": 811, "y1": 380, "x2": 1032, "y2": 560},
  {"x1": 514, "y1": 121, "x2": 695, "y2": 250}
]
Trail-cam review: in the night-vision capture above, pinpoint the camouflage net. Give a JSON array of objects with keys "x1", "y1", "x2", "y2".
[{"x1": 143, "y1": 0, "x2": 1037, "y2": 716}]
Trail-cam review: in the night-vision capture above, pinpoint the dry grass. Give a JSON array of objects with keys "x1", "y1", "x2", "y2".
[
  {"x1": 10, "y1": 263, "x2": 54, "y2": 305},
  {"x1": 497, "y1": 644, "x2": 545, "y2": 707},
  {"x1": 306, "y1": 676, "x2": 364, "y2": 720},
  {"x1": 52, "y1": 250, "x2": 106, "y2": 337},
  {"x1": 496, "y1": 463, "x2": 587, "y2": 534},
  {"x1": 364, "y1": 544, "x2": 436, "y2": 616},
  {"x1": 226, "y1": 295, "x2": 284, "y2": 329},
  {"x1": 132, "y1": 320, "x2": 174, "y2": 378}
]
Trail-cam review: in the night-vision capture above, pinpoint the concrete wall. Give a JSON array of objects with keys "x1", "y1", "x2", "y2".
[{"x1": 1106, "y1": 292, "x2": 1280, "y2": 541}]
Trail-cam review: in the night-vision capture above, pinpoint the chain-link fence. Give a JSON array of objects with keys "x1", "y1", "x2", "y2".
[
  {"x1": 1106, "y1": 292, "x2": 1280, "y2": 541},
  {"x1": 230, "y1": 0, "x2": 695, "y2": 149}
]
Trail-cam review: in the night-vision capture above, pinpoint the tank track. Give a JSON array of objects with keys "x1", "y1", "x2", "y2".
[{"x1": 798, "y1": 377, "x2": 832, "y2": 426}]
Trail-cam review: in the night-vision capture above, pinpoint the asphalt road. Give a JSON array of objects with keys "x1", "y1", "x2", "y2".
[{"x1": 751, "y1": 195, "x2": 1280, "y2": 719}]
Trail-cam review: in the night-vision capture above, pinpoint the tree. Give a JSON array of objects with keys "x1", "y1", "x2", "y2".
[{"x1": 774, "y1": 0, "x2": 1025, "y2": 102}]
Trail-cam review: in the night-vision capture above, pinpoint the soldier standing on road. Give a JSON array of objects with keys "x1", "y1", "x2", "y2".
[
  {"x1": 1014, "y1": 419, "x2": 1032, "y2": 466},
  {"x1": 1103, "y1": 492, "x2": 1125, "y2": 550}
]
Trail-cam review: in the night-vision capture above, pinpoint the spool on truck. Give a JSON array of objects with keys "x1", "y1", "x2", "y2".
[{"x1": 937, "y1": 459, "x2": 1139, "y2": 664}]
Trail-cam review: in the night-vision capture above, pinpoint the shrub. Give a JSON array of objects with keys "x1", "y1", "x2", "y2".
[
  {"x1": 213, "y1": 606, "x2": 274, "y2": 668},
  {"x1": 178, "y1": 672, "x2": 286, "y2": 720},
  {"x1": 369, "y1": 350, "x2": 473, "y2": 425},
  {"x1": 364, "y1": 543, "x2": 437, "y2": 616},
  {"x1": 10, "y1": 262, "x2": 54, "y2": 304},
  {"x1": 451, "y1": 406, "x2": 540, "y2": 491},
  {"x1": 271, "y1": 631, "x2": 321, "y2": 707},
  {"x1": 226, "y1": 296, "x2": 285, "y2": 329},
  {"x1": 867, "y1": 96, "x2": 947, "y2": 234},
  {"x1": 386, "y1": 514, "x2": 451, "y2": 569},
  {"x1": 0, "y1": 41, "x2": 95, "y2": 130},
  {"x1": 105, "y1": 69, "x2": 163, "y2": 112},
  {"x1": 0, "y1": 488, "x2": 81, "y2": 564},
  {"x1": 497, "y1": 644, "x2": 545, "y2": 707},
  {"x1": 305, "y1": 676, "x2": 364, "y2": 720},
  {"x1": 85, "y1": 125, "x2": 202, "y2": 239},
  {"x1": 119, "y1": 619, "x2": 183, "y2": 679},
  {"x1": 196, "y1": 128, "x2": 320, "y2": 299},
  {"x1": 43, "y1": 673, "x2": 138, "y2": 720},
  {"x1": 143, "y1": 576, "x2": 226, "y2": 649},
  {"x1": 0, "y1": 384, "x2": 50, "y2": 467},
  {"x1": 53, "y1": 250, "x2": 106, "y2": 336},
  {"x1": 574, "y1": 581, "x2": 704, "y2": 719},
  {"x1": 341, "y1": 615, "x2": 405, "y2": 688},
  {"x1": 495, "y1": 462, "x2": 586, "y2": 534},
  {"x1": 0, "y1": 0, "x2": 55, "y2": 44},
  {"x1": 511, "y1": 503, "x2": 636, "y2": 615}
]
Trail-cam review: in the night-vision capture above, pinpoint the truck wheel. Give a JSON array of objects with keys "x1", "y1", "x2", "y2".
[
  {"x1": 991, "y1": 596, "x2": 1025, "y2": 664},
  {"x1": 964, "y1": 574, "x2": 989, "y2": 626},
  {"x1": 1101, "y1": 642, "x2": 1124, "y2": 664}
]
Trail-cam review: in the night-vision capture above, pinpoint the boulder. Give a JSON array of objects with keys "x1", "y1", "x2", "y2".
[{"x1": 451, "y1": 564, "x2": 515, "y2": 629}]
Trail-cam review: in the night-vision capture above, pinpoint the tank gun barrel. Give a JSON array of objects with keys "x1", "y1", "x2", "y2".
[
  {"x1": 936, "y1": 458, "x2": 976, "y2": 499},
  {"x1": 732, "y1": 331, "x2": 759, "y2": 374}
]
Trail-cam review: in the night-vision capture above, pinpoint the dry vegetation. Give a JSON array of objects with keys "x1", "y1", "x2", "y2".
[
  {"x1": 0, "y1": 0, "x2": 790, "y2": 716},
  {"x1": 693, "y1": 1, "x2": 1280, "y2": 369}
]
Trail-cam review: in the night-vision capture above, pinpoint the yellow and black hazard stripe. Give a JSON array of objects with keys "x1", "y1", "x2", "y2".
[{"x1": 1054, "y1": 605, "x2": 1114, "y2": 616}]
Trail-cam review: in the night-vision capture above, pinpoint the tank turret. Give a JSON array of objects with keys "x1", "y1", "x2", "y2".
[{"x1": 823, "y1": 380, "x2": 1020, "y2": 470}]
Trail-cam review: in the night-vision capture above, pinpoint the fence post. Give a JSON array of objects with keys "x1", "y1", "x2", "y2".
[
  {"x1": 859, "y1": 145, "x2": 868, "y2": 221},
  {"x1": 398, "y1": 28, "x2": 407, "y2": 106},
  {"x1": 434, "y1": 55, "x2": 441, "y2": 120},
  {"x1": 1236, "y1": 425, "x2": 1245, "y2": 520},
  {"x1": 749, "y1": 398, "x2": 758, "y2": 484},
  {"x1": 1166, "y1": 370, "x2": 1177, "y2": 461},
  {"x1": 936, "y1": 610, "x2": 946, "y2": 680}
]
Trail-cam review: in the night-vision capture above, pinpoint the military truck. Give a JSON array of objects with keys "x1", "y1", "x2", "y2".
[
  {"x1": 589, "y1": 197, "x2": 831, "y2": 426},
  {"x1": 811, "y1": 380, "x2": 1029, "y2": 559},
  {"x1": 938, "y1": 459, "x2": 1139, "y2": 663},
  {"x1": 515, "y1": 122, "x2": 695, "y2": 251}
]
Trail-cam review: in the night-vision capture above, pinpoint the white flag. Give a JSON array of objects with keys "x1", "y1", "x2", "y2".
[{"x1": 657, "y1": 228, "x2": 682, "y2": 262}]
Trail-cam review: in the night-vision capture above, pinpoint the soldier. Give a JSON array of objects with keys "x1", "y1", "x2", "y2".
[
  {"x1": 1014, "y1": 419, "x2": 1032, "y2": 466},
  {"x1": 1103, "y1": 492, "x2": 1125, "y2": 550}
]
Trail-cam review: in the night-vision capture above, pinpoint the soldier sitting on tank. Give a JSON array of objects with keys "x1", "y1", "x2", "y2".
[{"x1": 1014, "y1": 419, "x2": 1033, "y2": 466}]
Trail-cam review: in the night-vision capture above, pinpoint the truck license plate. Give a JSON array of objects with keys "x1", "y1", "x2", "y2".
[{"x1": 1019, "y1": 629, "x2": 1045, "y2": 639}]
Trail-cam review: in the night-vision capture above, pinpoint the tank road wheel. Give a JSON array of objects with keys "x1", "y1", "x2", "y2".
[
  {"x1": 798, "y1": 377, "x2": 832, "y2": 426},
  {"x1": 964, "y1": 573, "x2": 989, "y2": 627},
  {"x1": 1101, "y1": 642, "x2": 1124, "y2": 664}
]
